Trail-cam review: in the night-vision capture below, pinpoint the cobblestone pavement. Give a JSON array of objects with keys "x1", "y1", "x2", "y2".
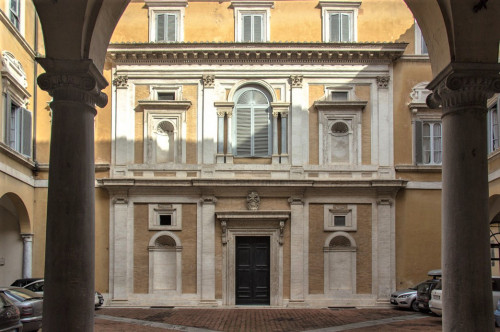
[{"x1": 94, "y1": 307, "x2": 453, "y2": 331}]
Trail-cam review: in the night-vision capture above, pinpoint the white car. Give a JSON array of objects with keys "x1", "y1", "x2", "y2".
[
  {"x1": 430, "y1": 277, "x2": 500, "y2": 317},
  {"x1": 390, "y1": 281, "x2": 426, "y2": 311}
]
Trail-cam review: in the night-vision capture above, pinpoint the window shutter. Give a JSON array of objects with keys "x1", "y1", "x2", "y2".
[
  {"x1": 414, "y1": 120, "x2": 423, "y2": 164},
  {"x1": 167, "y1": 14, "x2": 176, "y2": 41},
  {"x1": 253, "y1": 107, "x2": 270, "y2": 156},
  {"x1": 21, "y1": 108, "x2": 32, "y2": 157},
  {"x1": 330, "y1": 13, "x2": 340, "y2": 42},
  {"x1": 9, "y1": 104, "x2": 18, "y2": 150},
  {"x1": 341, "y1": 13, "x2": 351, "y2": 42},
  {"x1": 236, "y1": 108, "x2": 252, "y2": 156},
  {"x1": 157, "y1": 13, "x2": 165, "y2": 41},
  {"x1": 253, "y1": 15, "x2": 262, "y2": 42},
  {"x1": 243, "y1": 15, "x2": 252, "y2": 42},
  {"x1": 488, "y1": 110, "x2": 492, "y2": 152}
]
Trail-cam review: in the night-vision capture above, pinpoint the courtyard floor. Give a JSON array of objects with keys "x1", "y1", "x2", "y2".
[{"x1": 93, "y1": 306, "x2": 484, "y2": 331}]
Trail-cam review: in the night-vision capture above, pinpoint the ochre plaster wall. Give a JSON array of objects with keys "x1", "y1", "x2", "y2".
[
  {"x1": 395, "y1": 189, "x2": 442, "y2": 290},
  {"x1": 309, "y1": 203, "x2": 372, "y2": 294},
  {"x1": 393, "y1": 60, "x2": 433, "y2": 166},
  {"x1": 184, "y1": 2, "x2": 233, "y2": 42},
  {"x1": 110, "y1": 2, "x2": 148, "y2": 43},
  {"x1": 489, "y1": 152, "x2": 500, "y2": 174},
  {"x1": 271, "y1": 1, "x2": 321, "y2": 42}
]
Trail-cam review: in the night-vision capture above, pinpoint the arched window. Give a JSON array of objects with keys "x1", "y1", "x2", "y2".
[{"x1": 233, "y1": 86, "x2": 272, "y2": 157}]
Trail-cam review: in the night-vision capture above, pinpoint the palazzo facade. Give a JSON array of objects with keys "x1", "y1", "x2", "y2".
[{"x1": 1, "y1": 0, "x2": 499, "y2": 312}]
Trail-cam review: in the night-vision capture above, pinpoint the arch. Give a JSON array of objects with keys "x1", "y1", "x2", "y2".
[
  {"x1": 148, "y1": 231, "x2": 182, "y2": 247},
  {"x1": 324, "y1": 231, "x2": 356, "y2": 248},
  {"x1": 0, "y1": 192, "x2": 31, "y2": 234},
  {"x1": 227, "y1": 79, "x2": 277, "y2": 103}
]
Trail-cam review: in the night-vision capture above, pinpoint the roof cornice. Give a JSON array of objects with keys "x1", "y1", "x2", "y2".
[{"x1": 107, "y1": 42, "x2": 408, "y2": 65}]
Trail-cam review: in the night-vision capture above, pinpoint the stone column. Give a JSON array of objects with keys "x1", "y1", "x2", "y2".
[
  {"x1": 200, "y1": 196, "x2": 217, "y2": 304},
  {"x1": 214, "y1": 102, "x2": 234, "y2": 164},
  {"x1": 37, "y1": 58, "x2": 107, "y2": 331},
  {"x1": 272, "y1": 111, "x2": 279, "y2": 164},
  {"x1": 427, "y1": 63, "x2": 500, "y2": 332},
  {"x1": 21, "y1": 233, "x2": 33, "y2": 279},
  {"x1": 288, "y1": 196, "x2": 305, "y2": 305},
  {"x1": 202, "y1": 75, "x2": 216, "y2": 164}
]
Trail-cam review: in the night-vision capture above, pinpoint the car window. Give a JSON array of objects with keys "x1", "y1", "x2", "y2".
[
  {"x1": 9, "y1": 288, "x2": 41, "y2": 299},
  {"x1": 26, "y1": 281, "x2": 43, "y2": 292},
  {"x1": 492, "y1": 278, "x2": 500, "y2": 292},
  {"x1": 417, "y1": 283, "x2": 430, "y2": 293},
  {"x1": 434, "y1": 280, "x2": 442, "y2": 290}
]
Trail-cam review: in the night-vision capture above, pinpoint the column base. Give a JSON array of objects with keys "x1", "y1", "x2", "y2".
[
  {"x1": 199, "y1": 300, "x2": 219, "y2": 307},
  {"x1": 287, "y1": 300, "x2": 306, "y2": 307}
]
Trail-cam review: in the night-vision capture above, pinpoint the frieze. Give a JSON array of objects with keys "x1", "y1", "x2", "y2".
[
  {"x1": 247, "y1": 191, "x2": 260, "y2": 211},
  {"x1": 107, "y1": 42, "x2": 407, "y2": 65}
]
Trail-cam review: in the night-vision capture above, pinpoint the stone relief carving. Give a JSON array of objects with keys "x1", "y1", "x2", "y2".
[
  {"x1": 112, "y1": 75, "x2": 128, "y2": 88},
  {"x1": 247, "y1": 191, "x2": 260, "y2": 211},
  {"x1": 290, "y1": 75, "x2": 303, "y2": 88},
  {"x1": 202, "y1": 74, "x2": 215, "y2": 88},
  {"x1": 376, "y1": 76, "x2": 390, "y2": 89}
]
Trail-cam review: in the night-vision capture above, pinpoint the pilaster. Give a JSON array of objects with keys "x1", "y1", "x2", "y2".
[
  {"x1": 202, "y1": 75, "x2": 216, "y2": 164},
  {"x1": 376, "y1": 76, "x2": 392, "y2": 177},
  {"x1": 112, "y1": 75, "x2": 134, "y2": 170},
  {"x1": 375, "y1": 198, "x2": 393, "y2": 302},
  {"x1": 288, "y1": 196, "x2": 305, "y2": 305},
  {"x1": 200, "y1": 196, "x2": 217, "y2": 304},
  {"x1": 110, "y1": 194, "x2": 130, "y2": 302},
  {"x1": 290, "y1": 75, "x2": 308, "y2": 166}
]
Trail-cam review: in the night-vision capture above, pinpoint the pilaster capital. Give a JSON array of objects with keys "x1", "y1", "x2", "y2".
[
  {"x1": 113, "y1": 196, "x2": 129, "y2": 205},
  {"x1": 288, "y1": 196, "x2": 304, "y2": 205},
  {"x1": 376, "y1": 76, "x2": 390, "y2": 89},
  {"x1": 112, "y1": 75, "x2": 128, "y2": 88},
  {"x1": 200, "y1": 196, "x2": 218, "y2": 205},
  {"x1": 214, "y1": 101, "x2": 234, "y2": 117},
  {"x1": 290, "y1": 75, "x2": 303, "y2": 88},
  {"x1": 36, "y1": 58, "x2": 108, "y2": 108},
  {"x1": 21, "y1": 233, "x2": 34, "y2": 242},
  {"x1": 426, "y1": 62, "x2": 500, "y2": 115},
  {"x1": 202, "y1": 74, "x2": 215, "y2": 88},
  {"x1": 376, "y1": 198, "x2": 393, "y2": 206}
]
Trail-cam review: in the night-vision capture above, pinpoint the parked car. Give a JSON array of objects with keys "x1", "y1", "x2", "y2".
[
  {"x1": 2, "y1": 287, "x2": 43, "y2": 332},
  {"x1": 433, "y1": 277, "x2": 500, "y2": 318},
  {"x1": 416, "y1": 269, "x2": 441, "y2": 312},
  {"x1": 390, "y1": 281, "x2": 426, "y2": 311},
  {"x1": 0, "y1": 290, "x2": 23, "y2": 332},
  {"x1": 495, "y1": 299, "x2": 500, "y2": 327},
  {"x1": 429, "y1": 279, "x2": 442, "y2": 316},
  {"x1": 23, "y1": 279, "x2": 104, "y2": 308},
  {"x1": 11, "y1": 278, "x2": 43, "y2": 288}
]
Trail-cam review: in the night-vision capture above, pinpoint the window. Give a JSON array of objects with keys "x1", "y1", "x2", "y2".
[
  {"x1": 146, "y1": 0, "x2": 187, "y2": 42},
  {"x1": 331, "y1": 91, "x2": 349, "y2": 101},
  {"x1": 324, "y1": 232, "x2": 357, "y2": 295},
  {"x1": 1, "y1": 51, "x2": 31, "y2": 157},
  {"x1": 155, "y1": 12, "x2": 178, "y2": 42},
  {"x1": 149, "y1": 204, "x2": 182, "y2": 230},
  {"x1": 158, "y1": 92, "x2": 175, "y2": 101},
  {"x1": 415, "y1": 21, "x2": 428, "y2": 55},
  {"x1": 9, "y1": 0, "x2": 20, "y2": 30},
  {"x1": 232, "y1": 1, "x2": 273, "y2": 42},
  {"x1": 320, "y1": 1, "x2": 360, "y2": 42},
  {"x1": 415, "y1": 121, "x2": 442, "y2": 165},
  {"x1": 488, "y1": 99, "x2": 500, "y2": 153},
  {"x1": 242, "y1": 13, "x2": 264, "y2": 42},
  {"x1": 233, "y1": 87, "x2": 272, "y2": 157},
  {"x1": 148, "y1": 232, "x2": 182, "y2": 294},
  {"x1": 324, "y1": 204, "x2": 357, "y2": 231}
]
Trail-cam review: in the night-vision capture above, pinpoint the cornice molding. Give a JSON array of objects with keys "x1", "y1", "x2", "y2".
[
  {"x1": 136, "y1": 99, "x2": 192, "y2": 111},
  {"x1": 107, "y1": 42, "x2": 407, "y2": 65},
  {"x1": 314, "y1": 100, "x2": 367, "y2": 111}
]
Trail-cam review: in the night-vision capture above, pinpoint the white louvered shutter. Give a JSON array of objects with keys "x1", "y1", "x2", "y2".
[
  {"x1": 21, "y1": 108, "x2": 32, "y2": 157},
  {"x1": 236, "y1": 108, "x2": 252, "y2": 156},
  {"x1": 253, "y1": 107, "x2": 270, "y2": 156},
  {"x1": 414, "y1": 120, "x2": 423, "y2": 164},
  {"x1": 243, "y1": 15, "x2": 252, "y2": 42},
  {"x1": 253, "y1": 15, "x2": 262, "y2": 42},
  {"x1": 341, "y1": 13, "x2": 351, "y2": 42},
  {"x1": 167, "y1": 14, "x2": 177, "y2": 41},
  {"x1": 330, "y1": 13, "x2": 340, "y2": 42}
]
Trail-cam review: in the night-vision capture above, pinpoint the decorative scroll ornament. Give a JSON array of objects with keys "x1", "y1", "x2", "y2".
[
  {"x1": 247, "y1": 191, "x2": 260, "y2": 211},
  {"x1": 221, "y1": 220, "x2": 227, "y2": 245},
  {"x1": 279, "y1": 221, "x2": 285, "y2": 245},
  {"x1": 290, "y1": 75, "x2": 303, "y2": 88},
  {"x1": 112, "y1": 75, "x2": 128, "y2": 88},
  {"x1": 376, "y1": 76, "x2": 390, "y2": 89},
  {"x1": 202, "y1": 74, "x2": 215, "y2": 88},
  {"x1": 36, "y1": 58, "x2": 108, "y2": 108}
]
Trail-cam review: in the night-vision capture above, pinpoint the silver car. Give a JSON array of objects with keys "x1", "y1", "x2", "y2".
[
  {"x1": 2, "y1": 287, "x2": 43, "y2": 332},
  {"x1": 390, "y1": 281, "x2": 426, "y2": 311}
]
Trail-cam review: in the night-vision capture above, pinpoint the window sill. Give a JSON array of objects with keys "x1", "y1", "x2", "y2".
[
  {"x1": 395, "y1": 164, "x2": 442, "y2": 173},
  {"x1": 0, "y1": 142, "x2": 35, "y2": 169}
]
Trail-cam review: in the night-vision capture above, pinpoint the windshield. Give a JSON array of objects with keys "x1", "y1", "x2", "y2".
[{"x1": 5, "y1": 288, "x2": 42, "y2": 301}]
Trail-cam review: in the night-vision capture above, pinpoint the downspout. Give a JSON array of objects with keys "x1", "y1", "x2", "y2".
[{"x1": 32, "y1": 10, "x2": 38, "y2": 173}]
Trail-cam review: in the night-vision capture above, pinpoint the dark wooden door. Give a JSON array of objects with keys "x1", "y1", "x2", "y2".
[{"x1": 235, "y1": 236, "x2": 270, "y2": 305}]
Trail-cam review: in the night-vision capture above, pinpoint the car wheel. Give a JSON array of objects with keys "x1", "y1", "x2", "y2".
[{"x1": 411, "y1": 300, "x2": 419, "y2": 312}]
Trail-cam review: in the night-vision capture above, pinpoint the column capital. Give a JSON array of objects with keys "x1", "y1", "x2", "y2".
[
  {"x1": 112, "y1": 75, "x2": 128, "y2": 88},
  {"x1": 426, "y1": 62, "x2": 500, "y2": 115},
  {"x1": 376, "y1": 76, "x2": 390, "y2": 89},
  {"x1": 290, "y1": 75, "x2": 303, "y2": 88},
  {"x1": 200, "y1": 196, "x2": 218, "y2": 205},
  {"x1": 36, "y1": 58, "x2": 108, "y2": 108},
  {"x1": 21, "y1": 233, "x2": 34, "y2": 241},
  {"x1": 288, "y1": 196, "x2": 304, "y2": 205},
  {"x1": 202, "y1": 74, "x2": 215, "y2": 88}
]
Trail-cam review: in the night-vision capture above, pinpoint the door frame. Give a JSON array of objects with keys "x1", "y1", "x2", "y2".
[{"x1": 222, "y1": 225, "x2": 283, "y2": 306}]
